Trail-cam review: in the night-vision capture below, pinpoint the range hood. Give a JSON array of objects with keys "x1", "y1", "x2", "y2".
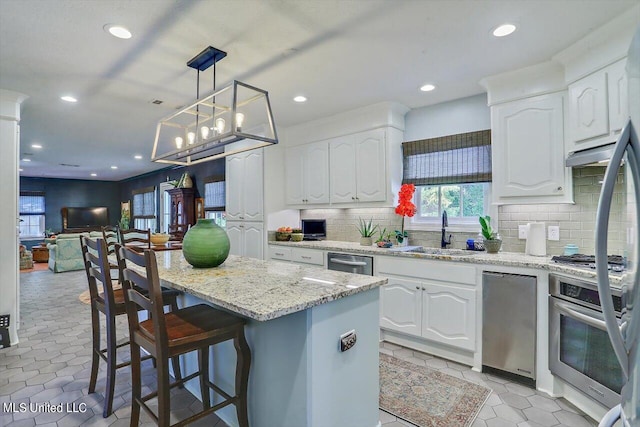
[{"x1": 566, "y1": 143, "x2": 616, "y2": 167}]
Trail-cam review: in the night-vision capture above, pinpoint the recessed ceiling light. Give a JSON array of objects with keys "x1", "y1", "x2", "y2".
[
  {"x1": 293, "y1": 95, "x2": 307, "y2": 103},
  {"x1": 420, "y1": 84, "x2": 436, "y2": 92},
  {"x1": 134, "y1": 155, "x2": 143, "y2": 160},
  {"x1": 493, "y1": 24, "x2": 516, "y2": 37},
  {"x1": 22, "y1": 158, "x2": 31, "y2": 162},
  {"x1": 31, "y1": 143, "x2": 42, "y2": 149},
  {"x1": 60, "y1": 95, "x2": 77, "y2": 103},
  {"x1": 91, "y1": 173, "x2": 97, "y2": 177},
  {"x1": 111, "y1": 165, "x2": 118, "y2": 169},
  {"x1": 104, "y1": 24, "x2": 132, "y2": 39}
]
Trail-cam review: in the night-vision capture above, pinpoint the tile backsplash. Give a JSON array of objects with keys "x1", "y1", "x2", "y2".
[{"x1": 300, "y1": 166, "x2": 626, "y2": 256}]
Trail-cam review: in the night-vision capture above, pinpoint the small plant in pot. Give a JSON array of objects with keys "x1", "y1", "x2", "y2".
[
  {"x1": 357, "y1": 218, "x2": 378, "y2": 246},
  {"x1": 479, "y1": 215, "x2": 502, "y2": 253},
  {"x1": 375, "y1": 227, "x2": 393, "y2": 248}
]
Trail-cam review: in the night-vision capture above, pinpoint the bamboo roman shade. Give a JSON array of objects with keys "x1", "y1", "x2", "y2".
[
  {"x1": 19, "y1": 191, "x2": 45, "y2": 215},
  {"x1": 204, "y1": 175, "x2": 225, "y2": 212},
  {"x1": 402, "y1": 129, "x2": 492, "y2": 186},
  {"x1": 132, "y1": 186, "x2": 155, "y2": 219}
]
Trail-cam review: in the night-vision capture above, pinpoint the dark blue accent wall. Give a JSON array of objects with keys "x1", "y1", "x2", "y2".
[
  {"x1": 20, "y1": 177, "x2": 121, "y2": 233},
  {"x1": 20, "y1": 159, "x2": 225, "y2": 238}
]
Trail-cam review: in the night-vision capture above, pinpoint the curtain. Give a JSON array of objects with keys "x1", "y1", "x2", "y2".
[
  {"x1": 402, "y1": 129, "x2": 492, "y2": 185},
  {"x1": 204, "y1": 175, "x2": 225, "y2": 212},
  {"x1": 19, "y1": 191, "x2": 45, "y2": 215},
  {"x1": 132, "y1": 186, "x2": 155, "y2": 219}
]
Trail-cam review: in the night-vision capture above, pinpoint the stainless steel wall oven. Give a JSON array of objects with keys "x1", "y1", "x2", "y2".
[{"x1": 549, "y1": 273, "x2": 625, "y2": 408}]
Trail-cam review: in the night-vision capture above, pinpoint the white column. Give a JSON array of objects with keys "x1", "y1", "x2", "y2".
[{"x1": 0, "y1": 89, "x2": 27, "y2": 346}]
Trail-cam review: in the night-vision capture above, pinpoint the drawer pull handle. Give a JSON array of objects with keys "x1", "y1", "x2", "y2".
[
  {"x1": 301, "y1": 256, "x2": 311, "y2": 259},
  {"x1": 275, "y1": 252, "x2": 284, "y2": 256}
]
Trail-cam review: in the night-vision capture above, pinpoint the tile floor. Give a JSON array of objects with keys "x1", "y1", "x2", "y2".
[{"x1": 2, "y1": 269, "x2": 598, "y2": 427}]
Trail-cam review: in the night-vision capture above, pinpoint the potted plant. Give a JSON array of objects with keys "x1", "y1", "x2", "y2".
[
  {"x1": 375, "y1": 227, "x2": 393, "y2": 248},
  {"x1": 291, "y1": 228, "x2": 303, "y2": 242},
  {"x1": 395, "y1": 184, "x2": 416, "y2": 246},
  {"x1": 479, "y1": 215, "x2": 502, "y2": 253},
  {"x1": 357, "y1": 218, "x2": 378, "y2": 246}
]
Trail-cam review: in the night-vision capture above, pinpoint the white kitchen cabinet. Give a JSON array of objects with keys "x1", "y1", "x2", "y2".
[
  {"x1": 284, "y1": 141, "x2": 330, "y2": 205},
  {"x1": 329, "y1": 129, "x2": 386, "y2": 204},
  {"x1": 492, "y1": 92, "x2": 572, "y2": 203},
  {"x1": 421, "y1": 282, "x2": 476, "y2": 351},
  {"x1": 227, "y1": 221, "x2": 264, "y2": 259},
  {"x1": 567, "y1": 58, "x2": 628, "y2": 153},
  {"x1": 377, "y1": 256, "x2": 477, "y2": 352},
  {"x1": 267, "y1": 245, "x2": 324, "y2": 266},
  {"x1": 379, "y1": 276, "x2": 422, "y2": 337},
  {"x1": 226, "y1": 149, "x2": 263, "y2": 221}
]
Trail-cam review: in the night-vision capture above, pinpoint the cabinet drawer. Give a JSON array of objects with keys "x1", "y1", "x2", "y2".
[
  {"x1": 377, "y1": 256, "x2": 476, "y2": 285},
  {"x1": 268, "y1": 246, "x2": 292, "y2": 261},
  {"x1": 292, "y1": 248, "x2": 324, "y2": 266}
]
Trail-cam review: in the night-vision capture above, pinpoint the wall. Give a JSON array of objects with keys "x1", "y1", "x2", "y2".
[
  {"x1": 498, "y1": 166, "x2": 625, "y2": 256},
  {"x1": 20, "y1": 177, "x2": 121, "y2": 236}
]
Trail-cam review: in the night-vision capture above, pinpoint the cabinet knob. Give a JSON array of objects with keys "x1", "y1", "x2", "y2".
[
  {"x1": 351, "y1": 197, "x2": 355, "y2": 200},
  {"x1": 557, "y1": 186, "x2": 562, "y2": 191},
  {"x1": 422, "y1": 287, "x2": 426, "y2": 291},
  {"x1": 415, "y1": 286, "x2": 420, "y2": 290}
]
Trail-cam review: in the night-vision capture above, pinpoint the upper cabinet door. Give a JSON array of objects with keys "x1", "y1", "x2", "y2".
[
  {"x1": 329, "y1": 136, "x2": 357, "y2": 203},
  {"x1": 304, "y1": 141, "x2": 330, "y2": 204},
  {"x1": 242, "y1": 150, "x2": 264, "y2": 222},
  {"x1": 285, "y1": 145, "x2": 306, "y2": 205},
  {"x1": 607, "y1": 58, "x2": 629, "y2": 135},
  {"x1": 569, "y1": 70, "x2": 609, "y2": 144},
  {"x1": 225, "y1": 154, "x2": 245, "y2": 221},
  {"x1": 355, "y1": 129, "x2": 386, "y2": 203},
  {"x1": 493, "y1": 92, "x2": 567, "y2": 200}
]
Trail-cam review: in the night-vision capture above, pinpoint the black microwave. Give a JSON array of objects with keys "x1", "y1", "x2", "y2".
[{"x1": 301, "y1": 219, "x2": 326, "y2": 240}]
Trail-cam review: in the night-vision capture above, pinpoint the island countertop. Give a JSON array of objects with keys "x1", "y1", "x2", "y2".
[{"x1": 151, "y1": 251, "x2": 387, "y2": 321}]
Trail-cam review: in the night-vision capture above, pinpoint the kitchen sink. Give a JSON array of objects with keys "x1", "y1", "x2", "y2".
[{"x1": 389, "y1": 246, "x2": 474, "y2": 256}]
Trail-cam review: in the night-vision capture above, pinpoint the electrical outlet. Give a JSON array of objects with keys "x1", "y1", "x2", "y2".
[
  {"x1": 518, "y1": 225, "x2": 528, "y2": 239},
  {"x1": 339, "y1": 330, "x2": 357, "y2": 352},
  {"x1": 548, "y1": 226, "x2": 560, "y2": 241}
]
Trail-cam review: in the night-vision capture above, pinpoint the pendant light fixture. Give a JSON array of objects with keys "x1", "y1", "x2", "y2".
[{"x1": 152, "y1": 46, "x2": 278, "y2": 166}]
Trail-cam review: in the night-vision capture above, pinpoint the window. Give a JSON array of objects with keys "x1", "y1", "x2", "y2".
[
  {"x1": 132, "y1": 186, "x2": 156, "y2": 231},
  {"x1": 204, "y1": 176, "x2": 226, "y2": 228},
  {"x1": 402, "y1": 130, "x2": 492, "y2": 228},
  {"x1": 19, "y1": 192, "x2": 46, "y2": 238}
]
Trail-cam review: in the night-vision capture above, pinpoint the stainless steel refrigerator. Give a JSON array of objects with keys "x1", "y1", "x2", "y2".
[{"x1": 596, "y1": 26, "x2": 640, "y2": 427}]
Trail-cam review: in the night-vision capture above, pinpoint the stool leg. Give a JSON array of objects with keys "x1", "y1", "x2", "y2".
[
  {"x1": 88, "y1": 306, "x2": 100, "y2": 394},
  {"x1": 156, "y1": 357, "x2": 171, "y2": 427},
  {"x1": 234, "y1": 330, "x2": 251, "y2": 427},
  {"x1": 129, "y1": 341, "x2": 142, "y2": 427},
  {"x1": 198, "y1": 346, "x2": 211, "y2": 410},
  {"x1": 103, "y1": 314, "x2": 117, "y2": 418},
  {"x1": 169, "y1": 299, "x2": 183, "y2": 388}
]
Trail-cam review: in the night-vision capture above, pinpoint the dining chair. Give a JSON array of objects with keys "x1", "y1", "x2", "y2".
[
  {"x1": 80, "y1": 236, "x2": 183, "y2": 418},
  {"x1": 119, "y1": 228, "x2": 151, "y2": 250},
  {"x1": 116, "y1": 244, "x2": 251, "y2": 427}
]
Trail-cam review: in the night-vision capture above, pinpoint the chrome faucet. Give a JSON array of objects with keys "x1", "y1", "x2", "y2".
[{"x1": 441, "y1": 210, "x2": 452, "y2": 248}]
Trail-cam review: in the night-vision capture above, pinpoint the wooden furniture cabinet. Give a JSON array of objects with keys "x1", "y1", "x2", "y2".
[
  {"x1": 31, "y1": 246, "x2": 49, "y2": 263},
  {"x1": 167, "y1": 188, "x2": 195, "y2": 238}
]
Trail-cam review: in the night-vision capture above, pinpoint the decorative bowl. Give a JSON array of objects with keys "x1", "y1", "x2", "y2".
[
  {"x1": 150, "y1": 233, "x2": 171, "y2": 245},
  {"x1": 291, "y1": 233, "x2": 303, "y2": 242},
  {"x1": 275, "y1": 232, "x2": 291, "y2": 241}
]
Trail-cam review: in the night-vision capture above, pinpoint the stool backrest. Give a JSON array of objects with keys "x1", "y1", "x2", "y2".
[
  {"x1": 119, "y1": 228, "x2": 151, "y2": 250},
  {"x1": 115, "y1": 245, "x2": 168, "y2": 349},
  {"x1": 80, "y1": 236, "x2": 117, "y2": 312},
  {"x1": 101, "y1": 225, "x2": 120, "y2": 255}
]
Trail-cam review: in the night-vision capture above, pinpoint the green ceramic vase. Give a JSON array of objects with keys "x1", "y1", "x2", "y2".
[{"x1": 182, "y1": 219, "x2": 230, "y2": 268}]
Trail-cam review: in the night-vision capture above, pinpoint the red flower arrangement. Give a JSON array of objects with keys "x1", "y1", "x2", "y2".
[{"x1": 395, "y1": 184, "x2": 416, "y2": 244}]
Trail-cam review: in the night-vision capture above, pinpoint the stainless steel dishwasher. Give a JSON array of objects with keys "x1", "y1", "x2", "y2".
[
  {"x1": 482, "y1": 271, "x2": 537, "y2": 381},
  {"x1": 327, "y1": 252, "x2": 373, "y2": 275}
]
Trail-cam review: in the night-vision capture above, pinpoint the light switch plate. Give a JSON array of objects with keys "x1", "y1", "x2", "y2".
[
  {"x1": 548, "y1": 226, "x2": 560, "y2": 241},
  {"x1": 518, "y1": 225, "x2": 528, "y2": 240}
]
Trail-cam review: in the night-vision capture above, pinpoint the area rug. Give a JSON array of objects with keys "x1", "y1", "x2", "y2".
[{"x1": 380, "y1": 353, "x2": 491, "y2": 427}]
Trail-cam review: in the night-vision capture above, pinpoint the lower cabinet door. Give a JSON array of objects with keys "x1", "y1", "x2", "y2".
[
  {"x1": 242, "y1": 222, "x2": 264, "y2": 260},
  {"x1": 380, "y1": 277, "x2": 422, "y2": 337},
  {"x1": 226, "y1": 223, "x2": 243, "y2": 257},
  {"x1": 421, "y1": 282, "x2": 476, "y2": 351}
]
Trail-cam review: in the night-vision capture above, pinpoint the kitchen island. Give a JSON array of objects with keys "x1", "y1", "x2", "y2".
[{"x1": 150, "y1": 251, "x2": 387, "y2": 427}]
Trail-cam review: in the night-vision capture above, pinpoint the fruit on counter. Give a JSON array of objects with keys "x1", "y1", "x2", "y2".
[{"x1": 277, "y1": 227, "x2": 293, "y2": 233}]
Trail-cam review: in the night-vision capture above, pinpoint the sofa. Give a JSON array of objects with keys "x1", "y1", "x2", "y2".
[{"x1": 47, "y1": 232, "x2": 102, "y2": 273}]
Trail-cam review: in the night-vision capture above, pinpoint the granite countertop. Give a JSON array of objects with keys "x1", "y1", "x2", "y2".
[
  {"x1": 150, "y1": 251, "x2": 387, "y2": 321},
  {"x1": 269, "y1": 240, "x2": 624, "y2": 285}
]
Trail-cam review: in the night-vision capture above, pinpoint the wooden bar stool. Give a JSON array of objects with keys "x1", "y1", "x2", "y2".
[
  {"x1": 80, "y1": 236, "x2": 183, "y2": 418},
  {"x1": 116, "y1": 245, "x2": 251, "y2": 427}
]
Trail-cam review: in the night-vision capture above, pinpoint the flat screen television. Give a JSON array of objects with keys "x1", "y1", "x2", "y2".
[{"x1": 62, "y1": 207, "x2": 109, "y2": 230}]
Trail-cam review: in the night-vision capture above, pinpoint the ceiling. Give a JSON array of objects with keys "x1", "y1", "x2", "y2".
[{"x1": 1, "y1": 0, "x2": 638, "y2": 181}]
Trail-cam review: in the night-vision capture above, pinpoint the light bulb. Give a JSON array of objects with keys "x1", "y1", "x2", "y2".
[
  {"x1": 215, "y1": 118, "x2": 226, "y2": 134},
  {"x1": 175, "y1": 136, "x2": 183, "y2": 149},
  {"x1": 235, "y1": 113, "x2": 245, "y2": 131},
  {"x1": 187, "y1": 132, "x2": 195, "y2": 145},
  {"x1": 200, "y1": 125, "x2": 210, "y2": 139}
]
